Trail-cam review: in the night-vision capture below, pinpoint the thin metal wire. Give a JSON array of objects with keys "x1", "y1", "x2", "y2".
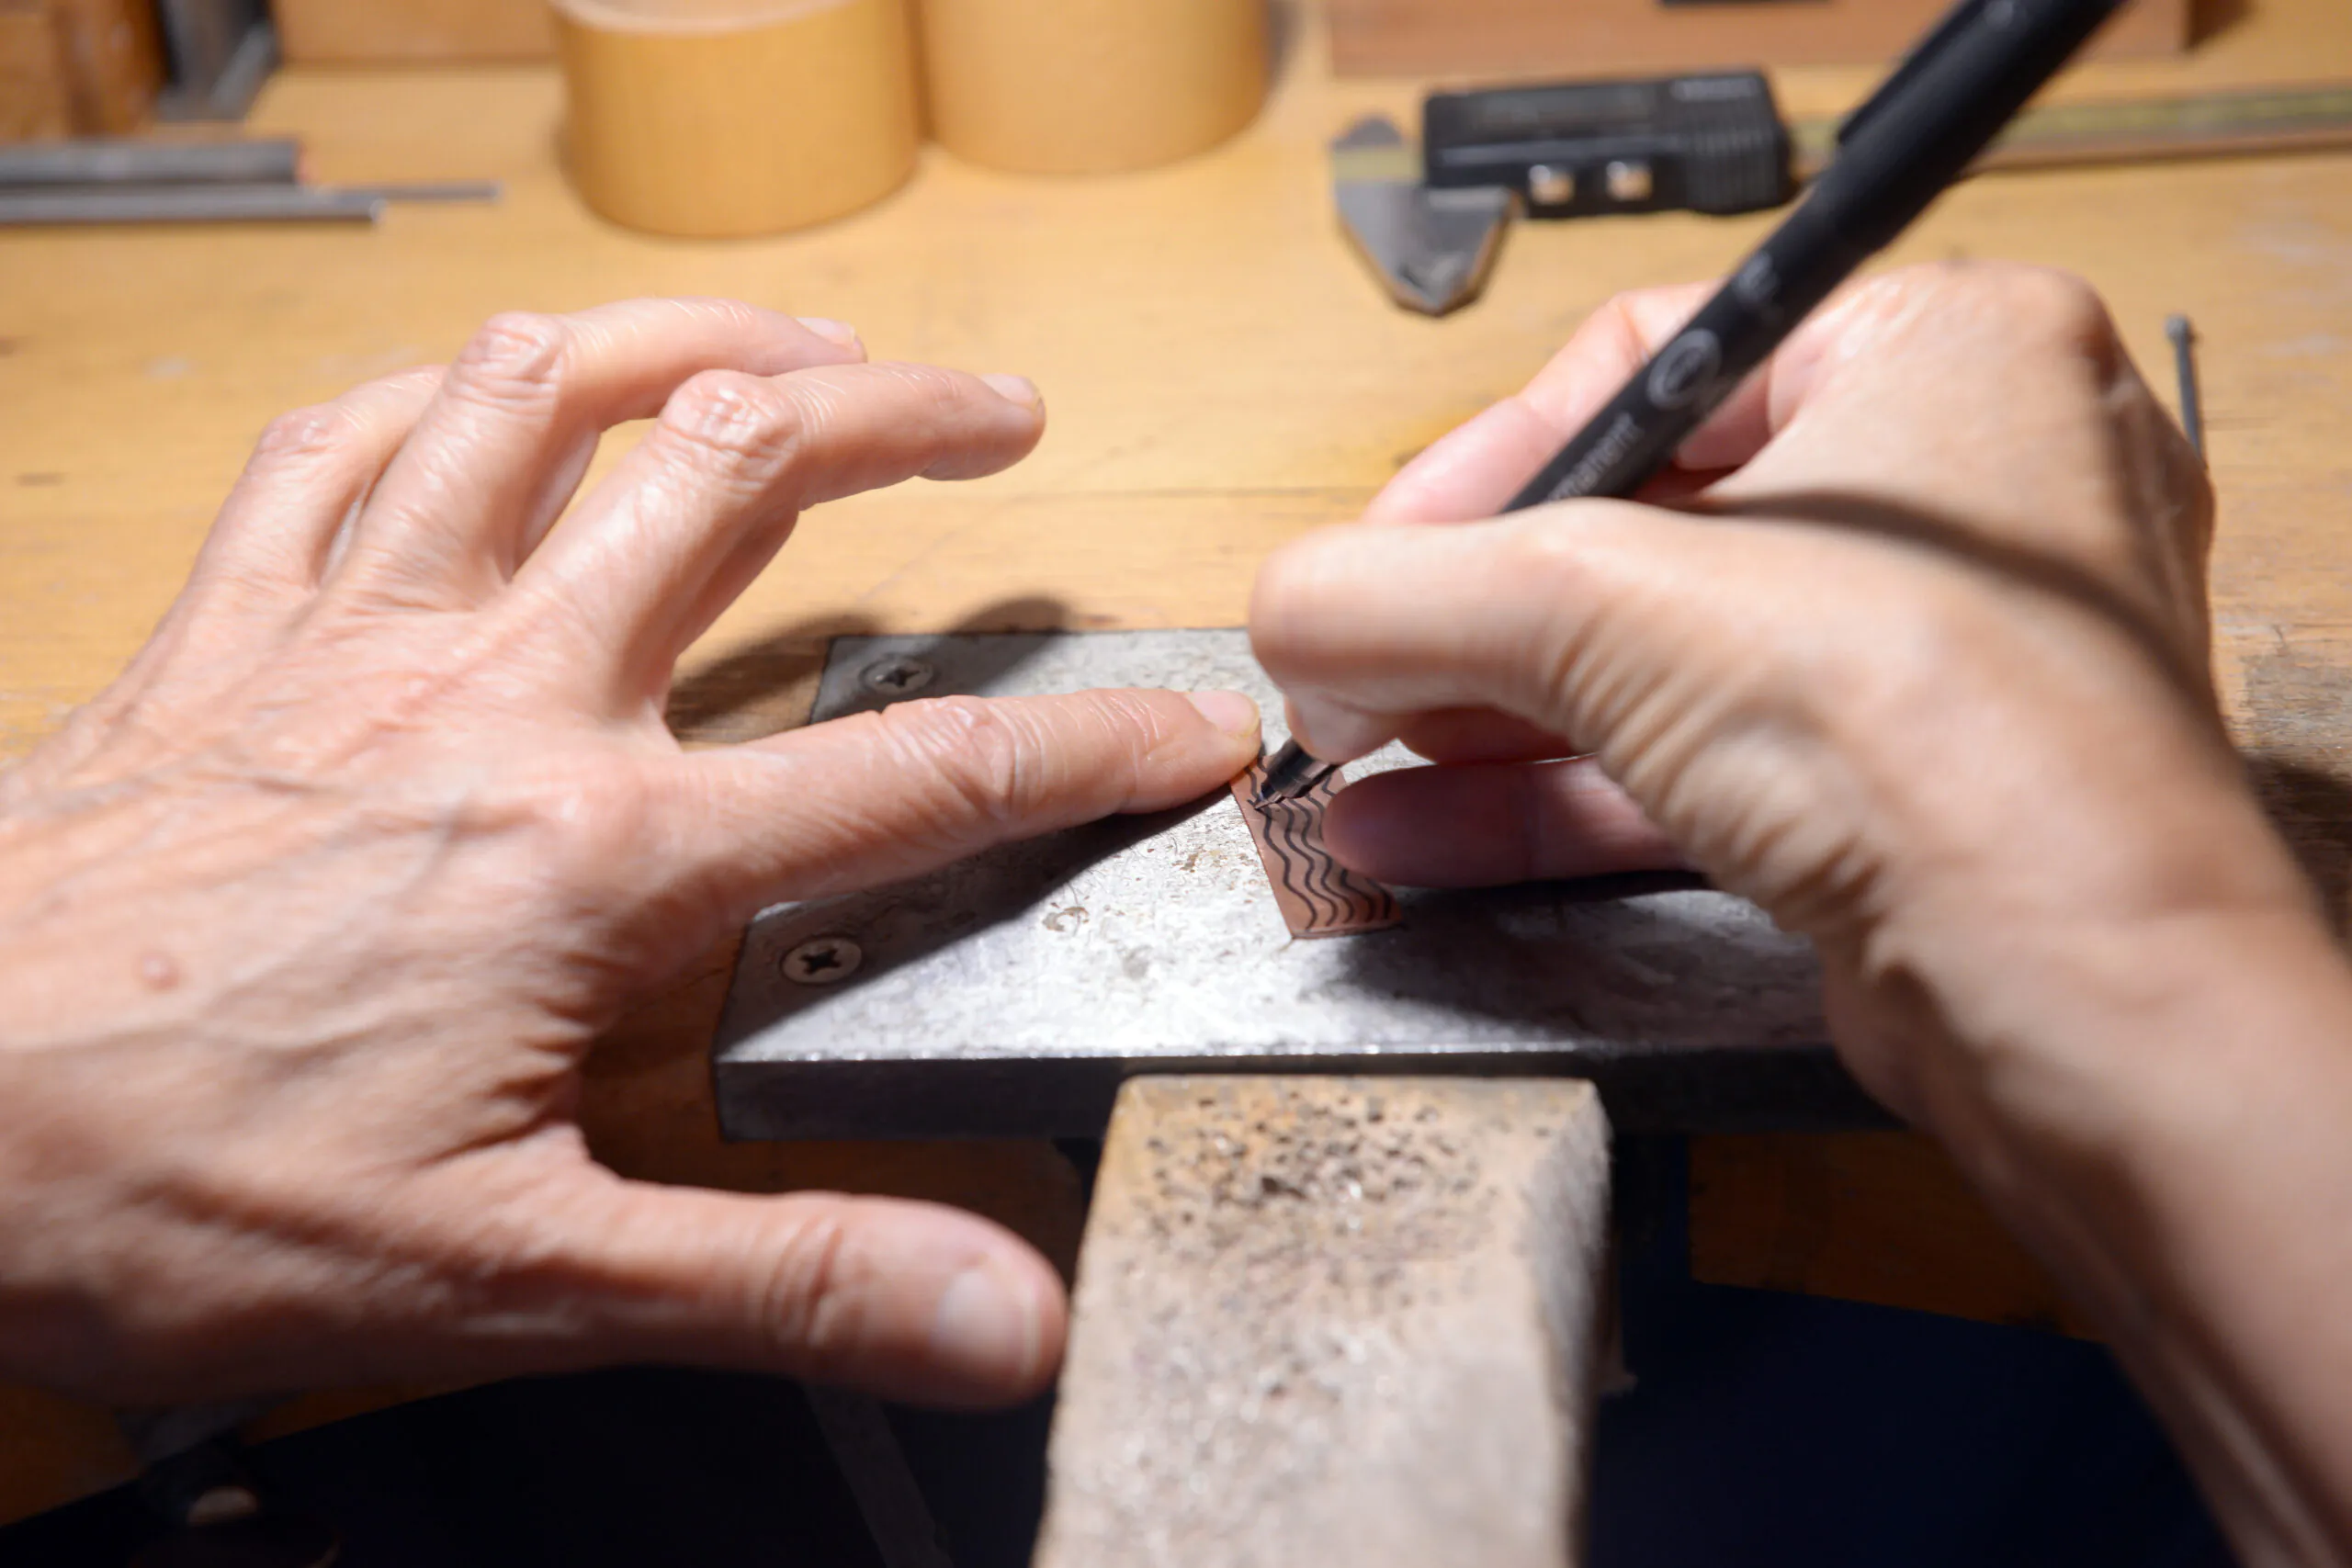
[{"x1": 2165, "y1": 314, "x2": 2206, "y2": 463}]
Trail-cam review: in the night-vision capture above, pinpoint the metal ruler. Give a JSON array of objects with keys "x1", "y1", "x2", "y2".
[{"x1": 1794, "y1": 81, "x2": 2352, "y2": 178}]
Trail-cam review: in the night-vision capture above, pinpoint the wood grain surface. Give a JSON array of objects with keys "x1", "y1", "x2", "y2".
[{"x1": 1, "y1": 0, "x2": 2350, "y2": 1526}]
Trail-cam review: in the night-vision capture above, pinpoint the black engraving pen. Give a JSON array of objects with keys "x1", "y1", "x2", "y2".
[{"x1": 1256, "y1": 0, "x2": 2127, "y2": 803}]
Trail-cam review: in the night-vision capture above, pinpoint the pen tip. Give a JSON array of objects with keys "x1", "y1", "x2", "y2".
[{"x1": 1254, "y1": 739, "x2": 1340, "y2": 805}]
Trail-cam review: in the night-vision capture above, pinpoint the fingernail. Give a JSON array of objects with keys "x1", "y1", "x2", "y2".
[
  {"x1": 931, "y1": 1264, "x2": 1043, "y2": 1385},
  {"x1": 980, "y1": 373, "x2": 1043, "y2": 410},
  {"x1": 1185, "y1": 689, "x2": 1261, "y2": 738},
  {"x1": 797, "y1": 317, "x2": 862, "y2": 348}
]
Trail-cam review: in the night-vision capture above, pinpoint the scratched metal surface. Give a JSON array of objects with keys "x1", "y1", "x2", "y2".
[{"x1": 713, "y1": 630, "x2": 1871, "y2": 1138}]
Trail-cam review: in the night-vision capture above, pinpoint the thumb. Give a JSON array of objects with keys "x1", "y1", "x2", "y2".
[
  {"x1": 540, "y1": 1168, "x2": 1068, "y2": 1405},
  {"x1": 678, "y1": 685, "x2": 1261, "y2": 908}
]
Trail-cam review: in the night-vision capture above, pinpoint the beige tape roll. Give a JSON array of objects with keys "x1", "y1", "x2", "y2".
[
  {"x1": 553, "y1": 0, "x2": 920, "y2": 237},
  {"x1": 917, "y1": 0, "x2": 1269, "y2": 175}
]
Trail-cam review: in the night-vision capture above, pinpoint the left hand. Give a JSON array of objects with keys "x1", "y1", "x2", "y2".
[{"x1": 0, "y1": 299, "x2": 1261, "y2": 1407}]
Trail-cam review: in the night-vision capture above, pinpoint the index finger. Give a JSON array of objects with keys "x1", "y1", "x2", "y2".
[
  {"x1": 1366, "y1": 273, "x2": 1917, "y2": 526},
  {"x1": 1365, "y1": 282, "x2": 1718, "y2": 525}
]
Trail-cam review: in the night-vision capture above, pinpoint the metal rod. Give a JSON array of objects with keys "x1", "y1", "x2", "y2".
[
  {"x1": 351, "y1": 180, "x2": 503, "y2": 204},
  {"x1": 0, "y1": 138, "x2": 300, "y2": 188},
  {"x1": 2166, "y1": 313, "x2": 2206, "y2": 462},
  {"x1": 801, "y1": 1386, "x2": 956, "y2": 1568},
  {"x1": 10, "y1": 178, "x2": 499, "y2": 207},
  {"x1": 1792, "y1": 84, "x2": 2352, "y2": 184},
  {"x1": 0, "y1": 186, "x2": 382, "y2": 227}
]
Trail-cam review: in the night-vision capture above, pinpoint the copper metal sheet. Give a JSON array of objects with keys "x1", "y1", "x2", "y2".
[{"x1": 1230, "y1": 759, "x2": 1402, "y2": 938}]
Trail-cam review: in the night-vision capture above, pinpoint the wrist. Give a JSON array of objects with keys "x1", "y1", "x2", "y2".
[
  {"x1": 1814, "y1": 646, "x2": 2335, "y2": 1136},
  {"x1": 1879, "y1": 889, "x2": 2352, "y2": 1557},
  {"x1": 1870, "y1": 850, "x2": 2352, "y2": 1210}
]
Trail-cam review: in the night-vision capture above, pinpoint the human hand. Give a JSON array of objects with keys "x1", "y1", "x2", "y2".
[
  {"x1": 0, "y1": 299, "x2": 1260, "y2": 1407},
  {"x1": 1250, "y1": 262, "x2": 2314, "y2": 1130}
]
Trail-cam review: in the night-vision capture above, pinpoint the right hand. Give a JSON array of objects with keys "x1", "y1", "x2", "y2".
[{"x1": 1250, "y1": 262, "x2": 2317, "y2": 1132}]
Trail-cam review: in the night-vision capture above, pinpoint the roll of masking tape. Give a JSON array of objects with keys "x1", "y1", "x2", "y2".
[
  {"x1": 916, "y1": 0, "x2": 1269, "y2": 175},
  {"x1": 553, "y1": 0, "x2": 919, "y2": 237}
]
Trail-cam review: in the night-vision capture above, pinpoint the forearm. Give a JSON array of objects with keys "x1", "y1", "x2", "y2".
[{"x1": 1916, "y1": 900, "x2": 2352, "y2": 1566}]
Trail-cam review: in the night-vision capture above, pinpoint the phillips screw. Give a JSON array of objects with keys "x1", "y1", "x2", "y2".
[
  {"x1": 860, "y1": 656, "x2": 936, "y2": 696},
  {"x1": 781, "y1": 937, "x2": 865, "y2": 985}
]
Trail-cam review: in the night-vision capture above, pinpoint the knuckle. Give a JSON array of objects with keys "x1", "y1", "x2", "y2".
[
  {"x1": 671, "y1": 295, "x2": 770, "y2": 338},
  {"x1": 1592, "y1": 283, "x2": 1676, "y2": 326},
  {"x1": 250, "y1": 403, "x2": 356, "y2": 466},
  {"x1": 1504, "y1": 512, "x2": 1652, "y2": 703},
  {"x1": 1999, "y1": 263, "x2": 2108, "y2": 324},
  {"x1": 1998, "y1": 265, "x2": 2118, "y2": 357},
  {"x1": 1595, "y1": 286, "x2": 1657, "y2": 329},
  {"x1": 1248, "y1": 532, "x2": 1345, "y2": 657},
  {"x1": 1499, "y1": 511, "x2": 1590, "y2": 583},
  {"x1": 882, "y1": 360, "x2": 970, "y2": 417},
  {"x1": 876, "y1": 695, "x2": 1035, "y2": 829},
  {"x1": 576, "y1": 780, "x2": 663, "y2": 866},
  {"x1": 1499, "y1": 513, "x2": 1601, "y2": 614},
  {"x1": 1893, "y1": 261, "x2": 2118, "y2": 357},
  {"x1": 436, "y1": 759, "x2": 672, "y2": 897},
  {"x1": 534, "y1": 770, "x2": 668, "y2": 878},
  {"x1": 246, "y1": 367, "x2": 439, "y2": 473},
  {"x1": 755, "y1": 1204, "x2": 860, "y2": 1360},
  {"x1": 1547, "y1": 288, "x2": 1668, "y2": 380},
  {"x1": 451, "y1": 310, "x2": 571, "y2": 402},
  {"x1": 657, "y1": 369, "x2": 807, "y2": 470},
  {"x1": 1586, "y1": 280, "x2": 1713, "y2": 349},
  {"x1": 376, "y1": 365, "x2": 445, "y2": 400}
]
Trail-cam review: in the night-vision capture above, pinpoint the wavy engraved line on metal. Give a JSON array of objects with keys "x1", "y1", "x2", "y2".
[
  {"x1": 1277, "y1": 787, "x2": 1353, "y2": 925},
  {"x1": 1266, "y1": 801, "x2": 1330, "y2": 919},
  {"x1": 1229, "y1": 761, "x2": 1401, "y2": 939},
  {"x1": 1254, "y1": 795, "x2": 1323, "y2": 923},
  {"x1": 1264, "y1": 803, "x2": 1338, "y2": 927},
  {"x1": 1299, "y1": 805, "x2": 1360, "y2": 920},
  {"x1": 1254, "y1": 799, "x2": 1312, "y2": 911},
  {"x1": 1295, "y1": 809, "x2": 1360, "y2": 929},
  {"x1": 1266, "y1": 796, "x2": 1344, "y2": 929},
  {"x1": 1295, "y1": 789, "x2": 1388, "y2": 930}
]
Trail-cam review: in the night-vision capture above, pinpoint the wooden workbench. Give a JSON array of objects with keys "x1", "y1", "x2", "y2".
[{"x1": 3, "y1": 0, "x2": 2350, "y2": 1526}]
